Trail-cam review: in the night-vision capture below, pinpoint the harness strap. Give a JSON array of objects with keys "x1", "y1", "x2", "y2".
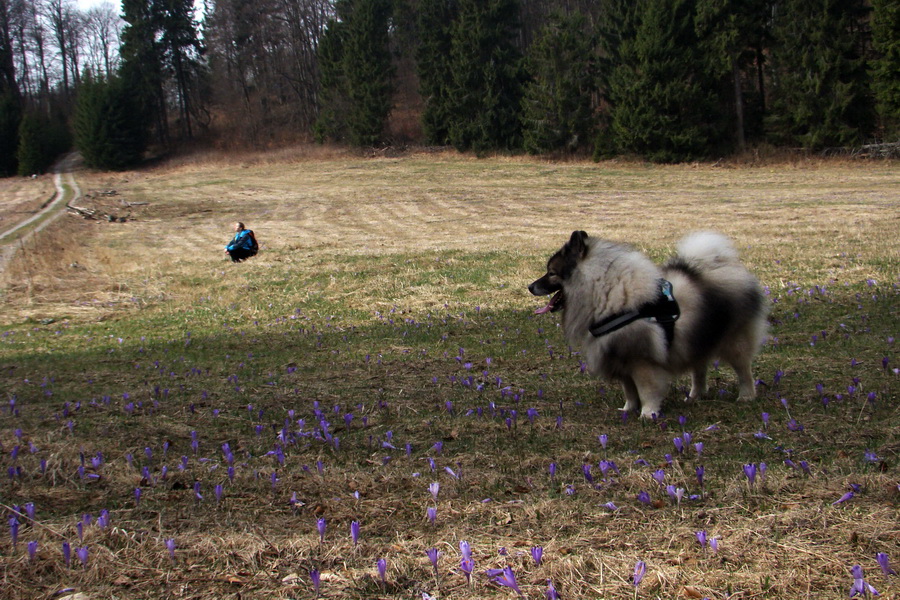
[{"x1": 589, "y1": 279, "x2": 680, "y2": 346}]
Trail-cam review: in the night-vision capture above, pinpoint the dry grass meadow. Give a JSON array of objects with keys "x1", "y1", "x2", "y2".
[{"x1": 0, "y1": 148, "x2": 898, "y2": 600}]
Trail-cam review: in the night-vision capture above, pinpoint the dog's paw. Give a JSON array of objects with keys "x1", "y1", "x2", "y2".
[
  {"x1": 639, "y1": 408, "x2": 661, "y2": 420},
  {"x1": 620, "y1": 401, "x2": 639, "y2": 413}
]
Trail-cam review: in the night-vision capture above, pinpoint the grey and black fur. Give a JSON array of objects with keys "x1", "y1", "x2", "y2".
[{"x1": 529, "y1": 231, "x2": 768, "y2": 418}]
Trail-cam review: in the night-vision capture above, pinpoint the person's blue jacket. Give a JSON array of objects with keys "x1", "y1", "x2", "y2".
[{"x1": 226, "y1": 229, "x2": 255, "y2": 252}]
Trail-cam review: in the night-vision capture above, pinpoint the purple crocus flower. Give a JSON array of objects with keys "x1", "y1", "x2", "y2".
[
  {"x1": 165, "y1": 538, "x2": 176, "y2": 562},
  {"x1": 849, "y1": 565, "x2": 879, "y2": 597},
  {"x1": 310, "y1": 568, "x2": 321, "y2": 597},
  {"x1": 787, "y1": 419, "x2": 804, "y2": 432},
  {"x1": 833, "y1": 491, "x2": 854, "y2": 505},
  {"x1": 743, "y1": 463, "x2": 757, "y2": 485},
  {"x1": 673, "y1": 436, "x2": 684, "y2": 454},
  {"x1": 427, "y1": 506, "x2": 437, "y2": 525},
  {"x1": 489, "y1": 566, "x2": 524, "y2": 597},
  {"x1": 460, "y1": 540, "x2": 472, "y2": 562},
  {"x1": 598, "y1": 434, "x2": 608, "y2": 450},
  {"x1": 429, "y1": 482, "x2": 440, "y2": 500},
  {"x1": 9, "y1": 516, "x2": 19, "y2": 549},
  {"x1": 598, "y1": 460, "x2": 620, "y2": 476},
  {"x1": 548, "y1": 463, "x2": 557, "y2": 480},
  {"x1": 696, "y1": 530, "x2": 707, "y2": 548},
  {"x1": 582, "y1": 464, "x2": 594, "y2": 484},
  {"x1": 546, "y1": 579, "x2": 560, "y2": 599},
  {"x1": 350, "y1": 520, "x2": 360, "y2": 546},
  {"x1": 460, "y1": 541, "x2": 474, "y2": 583},
  {"x1": 426, "y1": 547, "x2": 440, "y2": 575},
  {"x1": 694, "y1": 442, "x2": 704, "y2": 457},
  {"x1": 317, "y1": 517, "x2": 326, "y2": 542},
  {"x1": 531, "y1": 546, "x2": 543, "y2": 565},
  {"x1": 633, "y1": 560, "x2": 647, "y2": 586},
  {"x1": 377, "y1": 558, "x2": 387, "y2": 582},
  {"x1": 27, "y1": 540, "x2": 38, "y2": 561},
  {"x1": 876, "y1": 553, "x2": 895, "y2": 576},
  {"x1": 62, "y1": 541, "x2": 71, "y2": 567},
  {"x1": 636, "y1": 490, "x2": 651, "y2": 504},
  {"x1": 710, "y1": 537, "x2": 719, "y2": 553},
  {"x1": 652, "y1": 469, "x2": 666, "y2": 485},
  {"x1": 696, "y1": 465, "x2": 705, "y2": 487},
  {"x1": 76, "y1": 546, "x2": 89, "y2": 568}
]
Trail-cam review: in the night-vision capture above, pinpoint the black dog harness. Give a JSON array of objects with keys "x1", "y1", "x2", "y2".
[{"x1": 589, "y1": 279, "x2": 680, "y2": 345}]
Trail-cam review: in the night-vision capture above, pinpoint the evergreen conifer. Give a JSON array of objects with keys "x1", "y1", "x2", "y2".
[
  {"x1": 417, "y1": 0, "x2": 458, "y2": 145},
  {"x1": 446, "y1": 0, "x2": 524, "y2": 153},
  {"x1": 521, "y1": 12, "x2": 596, "y2": 155},
  {"x1": 73, "y1": 74, "x2": 147, "y2": 170},
  {"x1": 768, "y1": 0, "x2": 874, "y2": 149},
  {"x1": 607, "y1": 0, "x2": 723, "y2": 162},
  {"x1": 871, "y1": 0, "x2": 900, "y2": 138}
]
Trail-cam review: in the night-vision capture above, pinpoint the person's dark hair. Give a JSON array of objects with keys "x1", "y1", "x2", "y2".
[{"x1": 236, "y1": 222, "x2": 245, "y2": 230}]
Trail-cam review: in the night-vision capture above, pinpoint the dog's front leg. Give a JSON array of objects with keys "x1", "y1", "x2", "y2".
[{"x1": 632, "y1": 365, "x2": 671, "y2": 419}]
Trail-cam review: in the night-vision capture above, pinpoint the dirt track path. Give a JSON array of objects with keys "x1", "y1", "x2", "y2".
[{"x1": 0, "y1": 153, "x2": 81, "y2": 275}]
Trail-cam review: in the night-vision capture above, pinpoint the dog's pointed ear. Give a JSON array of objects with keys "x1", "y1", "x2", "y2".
[{"x1": 567, "y1": 231, "x2": 589, "y2": 257}]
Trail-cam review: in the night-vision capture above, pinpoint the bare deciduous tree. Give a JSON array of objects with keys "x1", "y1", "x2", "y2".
[
  {"x1": 83, "y1": 3, "x2": 122, "y2": 79},
  {"x1": 204, "y1": 0, "x2": 333, "y2": 143}
]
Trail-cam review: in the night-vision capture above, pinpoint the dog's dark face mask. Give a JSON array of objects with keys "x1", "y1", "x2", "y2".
[{"x1": 528, "y1": 231, "x2": 589, "y2": 314}]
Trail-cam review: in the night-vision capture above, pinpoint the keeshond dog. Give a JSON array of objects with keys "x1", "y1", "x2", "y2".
[{"x1": 529, "y1": 231, "x2": 768, "y2": 418}]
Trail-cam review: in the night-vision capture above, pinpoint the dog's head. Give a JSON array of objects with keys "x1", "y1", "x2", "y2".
[{"x1": 528, "y1": 230, "x2": 589, "y2": 314}]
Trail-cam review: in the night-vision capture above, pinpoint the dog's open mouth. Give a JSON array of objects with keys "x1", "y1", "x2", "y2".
[{"x1": 535, "y1": 290, "x2": 564, "y2": 314}]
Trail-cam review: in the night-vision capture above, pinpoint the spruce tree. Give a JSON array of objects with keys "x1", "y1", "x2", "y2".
[
  {"x1": 15, "y1": 108, "x2": 71, "y2": 176},
  {"x1": 17, "y1": 113, "x2": 51, "y2": 176},
  {"x1": 74, "y1": 75, "x2": 147, "y2": 170},
  {"x1": 595, "y1": 0, "x2": 639, "y2": 157},
  {"x1": 446, "y1": 0, "x2": 525, "y2": 153},
  {"x1": 694, "y1": 0, "x2": 774, "y2": 151},
  {"x1": 119, "y1": 0, "x2": 167, "y2": 145},
  {"x1": 160, "y1": 0, "x2": 205, "y2": 140},
  {"x1": 607, "y1": 0, "x2": 724, "y2": 162},
  {"x1": 417, "y1": 0, "x2": 458, "y2": 145},
  {"x1": 315, "y1": 0, "x2": 394, "y2": 146},
  {"x1": 0, "y1": 92, "x2": 21, "y2": 177},
  {"x1": 315, "y1": 13, "x2": 350, "y2": 142},
  {"x1": 767, "y1": 0, "x2": 874, "y2": 149},
  {"x1": 343, "y1": 0, "x2": 394, "y2": 146},
  {"x1": 871, "y1": 0, "x2": 900, "y2": 138},
  {"x1": 521, "y1": 12, "x2": 596, "y2": 155}
]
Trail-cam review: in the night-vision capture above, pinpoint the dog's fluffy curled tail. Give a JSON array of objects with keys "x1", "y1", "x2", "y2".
[{"x1": 675, "y1": 231, "x2": 741, "y2": 271}]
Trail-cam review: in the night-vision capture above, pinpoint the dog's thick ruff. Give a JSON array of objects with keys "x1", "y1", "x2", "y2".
[{"x1": 589, "y1": 278, "x2": 680, "y2": 345}]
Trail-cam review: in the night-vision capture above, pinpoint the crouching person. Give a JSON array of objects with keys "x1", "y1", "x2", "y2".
[{"x1": 225, "y1": 222, "x2": 259, "y2": 262}]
